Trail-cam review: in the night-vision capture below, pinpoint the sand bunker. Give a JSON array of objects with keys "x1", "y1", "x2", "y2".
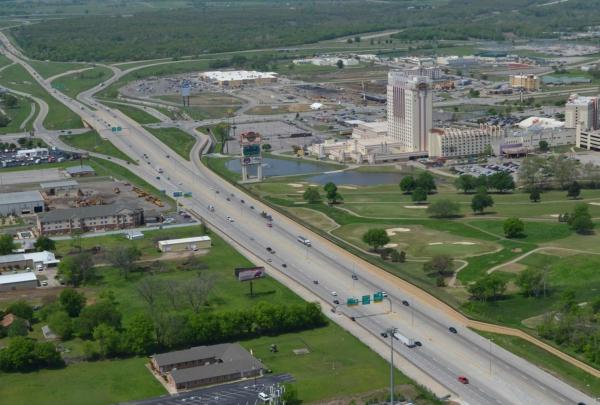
[
  {"x1": 296, "y1": 191, "x2": 305, "y2": 193},
  {"x1": 453, "y1": 241, "x2": 476, "y2": 245},
  {"x1": 589, "y1": 202, "x2": 600, "y2": 206},
  {"x1": 384, "y1": 243, "x2": 398, "y2": 248},
  {"x1": 548, "y1": 214, "x2": 560, "y2": 218},
  {"x1": 404, "y1": 205, "x2": 428, "y2": 209},
  {"x1": 428, "y1": 242, "x2": 443, "y2": 245},
  {"x1": 288, "y1": 183, "x2": 304, "y2": 188},
  {"x1": 338, "y1": 185, "x2": 357, "y2": 190},
  {"x1": 386, "y1": 228, "x2": 411, "y2": 236}
]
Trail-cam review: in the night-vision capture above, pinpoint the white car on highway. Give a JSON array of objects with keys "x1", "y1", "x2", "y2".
[{"x1": 226, "y1": 216, "x2": 234, "y2": 222}]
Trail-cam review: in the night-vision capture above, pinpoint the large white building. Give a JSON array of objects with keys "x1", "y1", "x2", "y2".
[
  {"x1": 387, "y1": 71, "x2": 432, "y2": 152},
  {"x1": 565, "y1": 94, "x2": 599, "y2": 130},
  {"x1": 428, "y1": 125, "x2": 575, "y2": 158}
]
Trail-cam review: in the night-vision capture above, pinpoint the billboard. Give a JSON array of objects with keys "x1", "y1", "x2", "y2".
[
  {"x1": 235, "y1": 266, "x2": 266, "y2": 282},
  {"x1": 240, "y1": 131, "x2": 261, "y2": 145},
  {"x1": 242, "y1": 156, "x2": 262, "y2": 165}
]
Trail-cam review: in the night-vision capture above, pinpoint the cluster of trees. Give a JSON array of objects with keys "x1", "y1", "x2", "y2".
[
  {"x1": 361, "y1": 228, "x2": 406, "y2": 262},
  {"x1": 467, "y1": 274, "x2": 508, "y2": 302},
  {"x1": 518, "y1": 155, "x2": 600, "y2": 191},
  {"x1": 0, "y1": 337, "x2": 64, "y2": 372},
  {"x1": 0, "y1": 93, "x2": 18, "y2": 127},
  {"x1": 11, "y1": 3, "x2": 408, "y2": 61},
  {"x1": 209, "y1": 53, "x2": 280, "y2": 72},
  {"x1": 423, "y1": 254, "x2": 454, "y2": 286},
  {"x1": 426, "y1": 199, "x2": 460, "y2": 218},
  {"x1": 17, "y1": 136, "x2": 46, "y2": 149},
  {"x1": 399, "y1": 172, "x2": 436, "y2": 204},
  {"x1": 0, "y1": 301, "x2": 34, "y2": 339},
  {"x1": 4, "y1": 284, "x2": 327, "y2": 369},
  {"x1": 559, "y1": 203, "x2": 594, "y2": 234},
  {"x1": 303, "y1": 182, "x2": 342, "y2": 204},
  {"x1": 538, "y1": 291, "x2": 600, "y2": 366},
  {"x1": 454, "y1": 172, "x2": 515, "y2": 194},
  {"x1": 471, "y1": 190, "x2": 494, "y2": 214}
]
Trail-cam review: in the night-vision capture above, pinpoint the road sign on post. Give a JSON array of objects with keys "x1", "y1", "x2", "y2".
[
  {"x1": 117, "y1": 126, "x2": 122, "y2": 132},
  {"x1": 347, "y1": 297, "x2": 359, "y2": 306},
  {"x1": 111, "y1": 127, "x2": 117, "y2": 132},
  {"x1": 362, "y1": 295, "x2": 371, "y2": 305},
  {"x1": 374, "y1": 292, "x2": 383, "y2": 302}
]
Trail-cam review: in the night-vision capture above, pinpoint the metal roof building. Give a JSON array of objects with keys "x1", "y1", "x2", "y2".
[
  {"x1": 65, "y1": 165, "x2": 95, "y2": 177},
  {"x1": 157, "y1": 236, "x2": 211, "y2": 252},
  {"x1": 0, "y1": 272, "x2": 38, "y2": 292},
  {"x1": 0, "y1": 190, "x2": 44, "y2": 216}
]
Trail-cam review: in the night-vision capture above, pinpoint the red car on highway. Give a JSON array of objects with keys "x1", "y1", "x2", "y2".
[{"x1": 458, "y1": 376, "x2": 469, "y2": 384}]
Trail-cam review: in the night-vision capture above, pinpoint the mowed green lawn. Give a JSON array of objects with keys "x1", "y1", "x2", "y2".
[
  {"x1": 51, "y1": 66, "x2": 113, "y2": 98},
  {"x1": 0, "y1": 63, "x2": 82, "y2": 130},
  {"x1": 104, "y1": 102, "x2": 160, "y2": 124},
  {"x1": 28, "y1": 60, "x2": 88, "y2": 79},
  {"x1": 241, "y1": 324, "x2": 428, "y2": 403},
  {"x1": 60, "y1": 130, "x2": 135, "y2": 163},
  {"x1": 145, "y1": 126, "x2": 196, "y2": 160},
  {"x1": 0, "y1": 357, "x2": 165, "y2": 405},
  {"x1": 250, "y1": 176, "x2": 600, "y2": 220}
]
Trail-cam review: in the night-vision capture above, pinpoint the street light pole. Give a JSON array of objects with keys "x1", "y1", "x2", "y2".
[
  {"x1": 387, "y1": 327, "x2": 398, "y2": 405},
  {"x1": 489, "y1": 338, "x2": 493, "y2": 375}
]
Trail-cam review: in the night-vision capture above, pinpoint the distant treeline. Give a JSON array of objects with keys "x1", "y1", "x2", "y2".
[{"x1": 11, "y1": 0, "x2": 600, "y2": 62}]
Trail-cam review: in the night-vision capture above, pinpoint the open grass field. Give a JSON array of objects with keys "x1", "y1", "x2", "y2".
[
  {"x1": 103, "y1": 102, "x2": 160, "y2": 124},
  {"x1": 477, "y1": 331, "x2": 600, "y2": 398},
  {"x1": 59, "y1": 130, "x2": 135, "y2": 163},
  {"x1": 51, "y1": 66, "x2": 113, "y2": 98},
  {"x1": 145, "y1": 126, "x2": 196, "y2": 160},
  {"x1": 28, "y1": 60, "x2": 88, "y2": 79},
  {"x1": 0, "y1": 63, "x2": 82, "y2": 130},
  {"x1": 0, "y1": 94, "x2": 34, "y2": 134},
  {"x1": 0, "y1": 357, "x2": 165, "y2": 405},
  {"x1": 241, "y1": 324, "x2": 434, "y2": 403},
  {"x1": 0, "y1": 54, "x2": 12, "y2": 69}
]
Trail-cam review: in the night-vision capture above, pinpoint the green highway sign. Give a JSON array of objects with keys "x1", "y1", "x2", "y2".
[
  {"x1": 373, "y1": 292, "x2": 383, "y2": 302},
  {"x1": 362, "y1": 295, "x2": 371, "y2": 305},
  {"x1": 347, "y1": 297, "x2": 359, "y2": 306},
  {"x1": 117, "y1": 126, "x2": 122, "y2": 131}
]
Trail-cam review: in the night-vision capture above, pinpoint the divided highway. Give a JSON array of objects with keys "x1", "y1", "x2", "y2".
[{"x1": 0, "y1": 33, "x2": 596, "y2": 405}]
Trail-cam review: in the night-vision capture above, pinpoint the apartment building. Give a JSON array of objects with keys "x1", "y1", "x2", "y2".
[
  {"x1": 37, "y1": 204, "x2": 143, "y2": 235},
  {"x1": 509, "y1": 74, "x2": 540, "y2": 91}
]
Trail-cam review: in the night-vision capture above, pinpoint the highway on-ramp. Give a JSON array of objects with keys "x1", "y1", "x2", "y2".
[{"x1": 0, "y1": 33, "x2": 596, "y2": 405}]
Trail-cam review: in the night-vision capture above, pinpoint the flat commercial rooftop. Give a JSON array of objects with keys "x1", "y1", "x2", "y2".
[
  {"x1": 0, "y1": 272, "x2": 38, "y2": 285},
  {"x1": 157, "y1": 236, "x2": 211, "y2": 246},
  {"x1": 0, "y1": 190, "x2": 44, "y2": 205}
]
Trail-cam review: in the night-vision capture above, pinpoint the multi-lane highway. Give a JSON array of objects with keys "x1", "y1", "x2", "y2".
[{"x1": 0, "y1": 32, "x2": 597, "y2": 405}]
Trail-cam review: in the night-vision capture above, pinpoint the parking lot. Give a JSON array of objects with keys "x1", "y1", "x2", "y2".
[
  {"x1": 128, "y1": 374, "x2": 294, "y2": 405},
  {"x1": 0, "y1": 145, "x2": 80, "y2": 170}
]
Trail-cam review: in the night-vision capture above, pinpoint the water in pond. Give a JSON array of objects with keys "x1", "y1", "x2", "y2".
[
  {"x1": 225, "y1": 157, "x2": 332, "y2": 177},
  {"x1": 308, "y1": 171, "x2": 403, "y2": 186}
]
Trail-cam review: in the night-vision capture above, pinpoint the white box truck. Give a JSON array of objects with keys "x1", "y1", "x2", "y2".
[{"x1": 393, "y1": 331, "x2": 415, "y2": 347}]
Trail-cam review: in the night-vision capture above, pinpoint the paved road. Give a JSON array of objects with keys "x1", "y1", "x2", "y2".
[
  {"x1": 127, "y1": 374, "x2": 294, "y2": 405},
  {"x1": 0, "y1": 32, "x2": 597, "y2": 405}
]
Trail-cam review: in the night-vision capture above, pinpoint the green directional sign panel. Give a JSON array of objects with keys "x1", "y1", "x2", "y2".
[
  {"x1": 347, "y1": 297, "x2": 359, "y2": 306},
  {"x1": 111, "y1": 127, "x2": 117, "y2": 132},
  {"x1": 117, "y1": 126, "x2": 122, "y2": 132},
  {"x1": 373, "y1": 292, "x2": 383, "y2": 302},
  {"x1": 362, "y1": 295, "x2": 371, "y2": 305}
]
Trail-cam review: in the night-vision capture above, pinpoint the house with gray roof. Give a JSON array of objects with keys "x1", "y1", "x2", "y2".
[
  {"x1": 150, "y1": 343, "x2": 264, "y2": 391},
  {"x1": 36, "y1": 204, "x2": 143, "y2": 235}
]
